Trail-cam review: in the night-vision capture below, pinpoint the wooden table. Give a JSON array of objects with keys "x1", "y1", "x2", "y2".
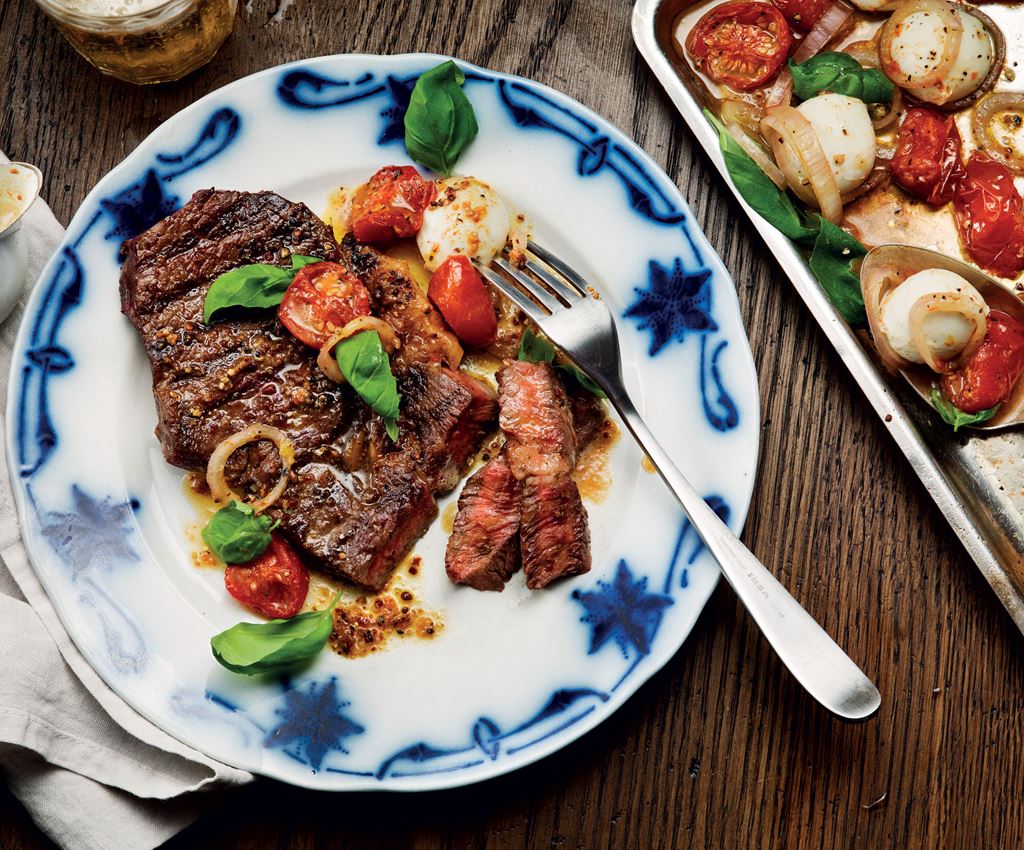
[{"x1": 3, "y1": 0, "x2": 1024, "y2": 847}]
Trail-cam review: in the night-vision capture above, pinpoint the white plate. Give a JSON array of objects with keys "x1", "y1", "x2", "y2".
[{"x1": 6, "y1": 53, "x2": 760, "y2": 790}]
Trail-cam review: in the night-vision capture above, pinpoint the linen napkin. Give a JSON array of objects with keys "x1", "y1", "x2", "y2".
[{"x1": 0, "y1": 153, "x2": 253, "y2": 850}]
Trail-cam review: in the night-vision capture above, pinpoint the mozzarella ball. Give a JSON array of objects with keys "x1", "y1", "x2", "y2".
[
  {"x1": 879, "y1": 269, "x2": 988, "y2": 364},
  {"x1": 796, "y1": 94, "x2": 877, "y2": 196},
  {"x1": 417, "y1": 177, "x2": 511, "y2": 272},
  {"x1": 886, "y1": 7, "x2": 993, "y2": 105}
]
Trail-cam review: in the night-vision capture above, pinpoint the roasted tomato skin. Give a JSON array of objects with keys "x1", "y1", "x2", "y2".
[
  {"x1": 891, "y1": 107, "x2": 965, "y2": 206},
  {"x1": 224, "y1": 535, "x2": 310, "y2": 620},
  {"x1": 953, "y1": 153, "x2": 1024, "y2": 279},
  {"x1": 686, "y1": 2, "x2": 792, "y2": 92},
  {"x1": 427, "y1": 255, "x2": 498, "y2": 349},
  {"x1": 349, "y1": 165, "x2": 435, "y2": 246},
  {"x1": 770, "y1": 0, "x2": 829, "y2": 32},
  {"x1": 277, "y1": 261, "x2": 372, "y2": 348},
  {"x1": 941, "y1": 311, "x2": 1024, "y2": 413}
]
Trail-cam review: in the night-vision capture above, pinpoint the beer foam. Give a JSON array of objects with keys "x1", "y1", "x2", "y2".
[{"x1": 54, "y1": 0, "x2": 172, "y2": 16}]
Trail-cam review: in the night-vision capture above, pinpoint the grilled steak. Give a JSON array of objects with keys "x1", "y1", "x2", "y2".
[
  {"x1": 520, "y1": 474, "x2": 591, "y2": 588},
  {"x1": 445, "y1": 458, "x2": 521, "y2": 590},
  {"x1": 339, "y1": 233, "x2": 463, "y2": 370},
  {"x1": 121, "y1": 188, "x2": 496, "y2": 590}
]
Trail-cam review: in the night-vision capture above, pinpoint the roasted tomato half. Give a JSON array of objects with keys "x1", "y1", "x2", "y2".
[
  {"x1": 953, "y1": 152, "x2": 1024, "y2": 280},
  {"x1": 686, "y1": 2, "x2": 792, "y2": 92},
  {"x1": 941, "y1": 310, "x2": 1024, "y2": 412},
  {"x1": 428, "y1": 255, "x2": 498, "y2": 349},
  {"x1": 349, "y1": 165, "x2": 435, "y2": 246},
  {"x1": 225, "y1": 535, "x2": 310, "y2": 620},
  {"x1": 891, "y1": 107, "x2": 965, "y2": 207},
  {"x1": 278, "y1": 261, "x2": 372, "y2": 348},
  {"x1": 770, "y1": 0, "x2": 829, "y2": 32}
]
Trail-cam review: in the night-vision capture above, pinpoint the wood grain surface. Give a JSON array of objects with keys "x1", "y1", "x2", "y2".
[{"x1": 2, "y1": 0, "x2": 1023, "y2": 847}]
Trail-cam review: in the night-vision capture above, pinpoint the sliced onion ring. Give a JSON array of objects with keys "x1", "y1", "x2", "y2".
[
  {"x1": 972, "y1": 91, "x2": 1024, "y2": 176},
  {"x1": 761, "y1": 106, "x2": 843, "y2": 223},
  {"x1": 908, "y1": 293, "x2": 987, "y2": 373},
  {"x1": 207, "y1": 423, "x2": 295, "y2": 514},
  {"x1": 937, "y1": 6, "x2": 1004, "y2": 112},
  {"x1": 725, "y1": 121, "x2": 788, "y2": 189},
  {"x1": 316, "y1": 317, "x2": 400, "y2": 384},
  {"x1": 879, "y1": 0, "x2": 962, "y2": 92},
  {"x1": 792, "y1": 0, "x2": 855, "y2": 63},
  {"x1": 765, "y1": 68, "x2": 793, "y2": 109},
  {"x1": 862, "y1": 261, "x2": 914, "y2": 372}
]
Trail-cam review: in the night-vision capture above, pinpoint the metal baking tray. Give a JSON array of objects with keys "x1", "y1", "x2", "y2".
[{"x1": 632, "y1": 0, "x2": 1024, "y2": 630}]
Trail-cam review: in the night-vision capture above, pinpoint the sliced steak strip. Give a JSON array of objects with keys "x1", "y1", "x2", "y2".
[
  {"x1": 520, "y1": 474, "x2": 591, "y2": 589},
  {"x1": 498, "y1": 361, "x2": 577, "y2": 480},
  {"x1": 445, "y1": 458, "x2": 521, "y2": 591}
]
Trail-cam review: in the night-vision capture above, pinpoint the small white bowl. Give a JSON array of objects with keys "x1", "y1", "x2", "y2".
[{"x1": 0, "y1": 163, "x2": 43, "y2": 323}]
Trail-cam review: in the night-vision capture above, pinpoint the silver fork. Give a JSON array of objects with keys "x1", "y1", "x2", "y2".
[{"x1": 476, "y1": 242, "x2": 881, "y2": 722}]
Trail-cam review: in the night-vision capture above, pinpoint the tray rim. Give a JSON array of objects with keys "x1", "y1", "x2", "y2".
[{"x1": 631, "y1": 0, "x2": 1024, "y2": 632}]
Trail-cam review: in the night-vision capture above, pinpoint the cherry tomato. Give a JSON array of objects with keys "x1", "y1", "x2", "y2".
[
  {"x1": 278, "y1": 261, "x2": 372, "y2": 348},
  {"x1": 686, "y1": 2, "x2": 792, "y2": 92},
  {"x1": 427, "y1": 255, "x2": 498, "y2": 349},
  {"x1": 224, "y1": 535, "x2": 310, "y2": 619},
  {"x1": 941, "y1": 311, "x2": 1024, "y2": 413},
  {"x1": 891, "y1": 107, "x2": 965, "y2": 207},
  {"x1": 770, "y1": 0, "x2": 829, "y2": 32},
  {"x1": 349, "y1": 165, "x2": 435, "y2": 246},
  {"x1": 953, "y1": 152, "x2": 1024, "y2": 280}
]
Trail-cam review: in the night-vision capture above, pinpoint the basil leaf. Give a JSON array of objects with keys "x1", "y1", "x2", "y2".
[
  {"x1": 517, "y1": 329, "x2": 605, "y2": 398},
  {"x1": 335, "y1": 331, "x2": 401, "y2": 438},
  {"x1": 290, "y1": 254, "x2": 323, "y2": 269},
  {"x1": 203, "y1": 255, "x2": 325, "y2": 323},
  {"x1": 704, "y1": 110, "x2": 818, "y2": 244},
  {"x1": 929, "y1": 387, "x2": 999, "y2": 431},
  {"x1": 201, "y1": 500, "x2": 278, "y2": 564},
  {"x1": 404, "y1": 60, "x2": 479, "y2": 176},
  {"x1": 807, "y1": 218, "x2": 867, "y2": 325},
  {"x1": 211, "y1": 606, "x2": 335, "y2": 675},
  {"x1": 518, "y1": 328, "x2": 556, "y2": 363},
  {"x1": 789, "y1": 54, "x2": 894, "y2": 104}
]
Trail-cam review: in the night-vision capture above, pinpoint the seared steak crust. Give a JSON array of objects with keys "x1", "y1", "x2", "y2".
[{"x1": 121, "y1": 189, "x2": 496, "y2": 590}]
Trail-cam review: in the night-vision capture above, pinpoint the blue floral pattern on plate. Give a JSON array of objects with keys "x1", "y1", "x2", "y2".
[{"x1": 5, "y1": 54, "x2": 759, "y2": 790}]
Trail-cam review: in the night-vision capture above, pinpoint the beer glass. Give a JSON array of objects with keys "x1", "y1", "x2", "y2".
[{"x1": 32, "y1": 0, "x2": 238, "y2": 84}]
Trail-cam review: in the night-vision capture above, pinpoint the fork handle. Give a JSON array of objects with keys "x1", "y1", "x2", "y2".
[{"x1": 602, "y1": 382, "x2": 880, "y2": 721}]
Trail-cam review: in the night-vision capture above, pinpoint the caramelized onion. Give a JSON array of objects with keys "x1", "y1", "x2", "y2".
[
  {"x1": 726, "y1": 121, "x2": 787, "y2": 189},
  {"x1": 908, "y1": 293, "x2": 987, "y2": 373},
  {"x1": 765, "y1": 68, "x2": 793, "y2": 108},
  {"x1": 862, "y1": 261, "x2": 915, "y2": 371},
  {"x1": 207, "y1": 423, "x2": 295, "y2": 513},
  {"x1": 316, "y1": 317, "x2": 400, "y2": 384},
  {"x1": 938, "y1": 7, "x2": 1004, "y2": 112},
  {"x1": 879, "y1": 0, "x2": 962, "y2": 91},
  {"x1": 792, "y1": 1, "x2": 855, "y2": 63},
  {"x1": 761, "y1": 106, "x2": 843, "y2": 223},
  {"x1": 972, "y1": 91, "x2": 1024, "y2": 175}
]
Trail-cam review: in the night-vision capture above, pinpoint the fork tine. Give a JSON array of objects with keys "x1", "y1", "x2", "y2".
[
  {"x1": 494, "y1": 258, "x2": 564, "y2": 312},
  {"x1": 516, "y1": 255, "x2": 583, "y2": 304},
  {"x1": 475, "y1": 263, "x2": 550, "y2": 322},
  {"x1": 526, "y1": 241, "x2": 590, "y2": 296}
]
